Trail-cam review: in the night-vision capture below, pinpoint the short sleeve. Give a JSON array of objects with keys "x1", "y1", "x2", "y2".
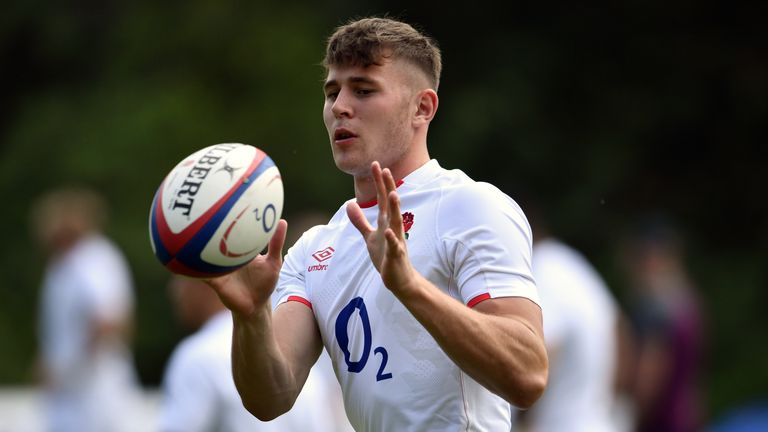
[
  {"x1": 273, "y1": 234, "x2": 311, "y2": 310},
  {"x1": 438, "y1": 183, "x2": 539, "y2": 307}
]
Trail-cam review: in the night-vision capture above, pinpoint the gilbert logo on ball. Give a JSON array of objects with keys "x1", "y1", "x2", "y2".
[{"x1": 149, "y1": 143, "x2": 283, "y2": 278}]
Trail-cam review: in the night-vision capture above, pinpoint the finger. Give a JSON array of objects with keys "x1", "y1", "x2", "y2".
[
  {"x1": 266, "y1": 219, "x2": 288, "y2": 263},
  {"x1": 371, "y1": 162, "x2": 391, "y2": 230},
  {"x1": 346, "y1": 201, "x2": 373, "y2": 237},
  {"x1": 371, "y1": 161, "x2": 388, "y2": 213},
  {"x1": 388, "y1": 190, "x2": 405, "y2": 238},
  {"x1": 203, "y1": 274, "x2": 231, "y2": 294},
  {"x1": 381, "y1": 168, "x2": 399, "y2": 233},
  {"x1": 382, "y1": 167, "x2": 398, "y2": 194}
]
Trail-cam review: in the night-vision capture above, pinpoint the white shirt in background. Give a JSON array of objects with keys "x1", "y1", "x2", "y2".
[
  {"x1": 525, "y1": 238, "x2": 619, "y2": 432},
  {"x1": 39, "y1": 234, "x2": 141, "y2": 432},
  {"x1": 159, "y1": 310, "x2": 353, "y2": 432}
]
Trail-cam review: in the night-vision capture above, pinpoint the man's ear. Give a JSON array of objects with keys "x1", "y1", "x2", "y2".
[{"x1": 414, "y1": 89, "x2": 438, "y2": 126}]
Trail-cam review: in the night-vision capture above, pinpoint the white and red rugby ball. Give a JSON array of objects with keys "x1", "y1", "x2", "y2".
[{"x1": 149, "y1": 143, "x2": 283, "y2": 278}]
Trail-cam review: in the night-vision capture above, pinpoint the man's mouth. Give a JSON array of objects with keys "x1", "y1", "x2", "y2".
[{"x1": 334, "y1": 128, "x2": 357, "y2": 142}]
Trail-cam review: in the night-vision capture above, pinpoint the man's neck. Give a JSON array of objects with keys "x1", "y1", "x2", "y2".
[{"x1": 353, "y1": 154, "x2": 429, "y2": 204}]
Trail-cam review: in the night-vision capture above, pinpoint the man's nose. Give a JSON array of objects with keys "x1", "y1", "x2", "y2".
[{"x1": 331, "y1": 89, "x2": 352, "y2": 118}]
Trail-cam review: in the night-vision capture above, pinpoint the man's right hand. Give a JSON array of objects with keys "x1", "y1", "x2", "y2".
[{"x1": 205, "y1": 219, "x2": 288, "y2": 318}]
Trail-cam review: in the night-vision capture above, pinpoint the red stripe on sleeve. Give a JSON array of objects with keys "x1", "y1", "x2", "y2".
[
  {"x1": 287, "y1": 295, "x2": 313, "y2": 310},
  {"x1": 467, "y1": 293, "x2": 491, "y2": 308}
]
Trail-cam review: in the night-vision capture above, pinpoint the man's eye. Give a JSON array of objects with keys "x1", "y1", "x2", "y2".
[
  {"x1": 325, "y1": 91, "x2": 339, "y2": 100},
  {"x1": 356, "y1": 89, "x2": 373, "y2": 96}
]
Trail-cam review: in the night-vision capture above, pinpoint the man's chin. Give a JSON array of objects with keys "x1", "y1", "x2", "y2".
[{"x1": 333, "y1": 157, "x2": 370, "y2": 177}]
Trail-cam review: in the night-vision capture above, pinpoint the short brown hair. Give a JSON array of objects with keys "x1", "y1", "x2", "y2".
[{"x1": 322, "y1": 17, "x2": 442, "y2": 90}]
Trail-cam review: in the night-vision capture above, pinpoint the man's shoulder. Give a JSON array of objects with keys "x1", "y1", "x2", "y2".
[
  {"x1": 417, "y1": 163, "x2": 511, "y2": 200},
  {"x1": 424, "y1": 176, "x2": 519, "y2": 218},
  {"x1": 288, "y1": 209, "x2": 346, "y2": 251},
  {"x1": 72, "y1": 234, "x2": 124, "y2": 259},
  {"x1": 68, "y1": 234, "x2": 131, "y2": 278}
]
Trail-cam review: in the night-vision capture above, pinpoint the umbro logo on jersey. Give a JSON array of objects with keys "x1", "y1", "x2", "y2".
[
  {"x1": 308, "y1": 247, "x2": 334, "y2": 272},
  {"x1": 312, "y1": 247, "x2": 335, "y2": 262}
]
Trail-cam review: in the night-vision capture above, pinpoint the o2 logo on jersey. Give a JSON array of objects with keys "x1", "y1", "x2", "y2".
[{"x1": 334, "y1": 297, "x2": 393, "y2": 382}]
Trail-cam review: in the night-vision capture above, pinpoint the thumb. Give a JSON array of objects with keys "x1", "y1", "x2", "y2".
[
  {"x1": 265, "y1": 219, "x2": 288, "y2": 263},
  {"x1": 203, "y1": 273, "x2": 230, "y2": 295}
]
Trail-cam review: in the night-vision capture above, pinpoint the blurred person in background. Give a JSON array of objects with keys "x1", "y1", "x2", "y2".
[
  {"x1": 31, "y1": 186, "x2": 141, "y2": 432},
  {"x1": 514, "y1": 206, "x2": 630, "y2": 432},
  {"x1": 161, "y1": 274, "x2": 352, "y2": 432},
  {"x1": 621, "y1": 215, "x2": 706, "y2": 432}
]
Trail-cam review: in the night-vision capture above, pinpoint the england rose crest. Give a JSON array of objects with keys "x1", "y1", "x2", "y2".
[{"x1": 402, "y1": 212, "x2": 414, "y2": 239}]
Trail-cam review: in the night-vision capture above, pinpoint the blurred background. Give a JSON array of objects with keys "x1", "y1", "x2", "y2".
[{"x1": 1, "y1": 0, "x2": 766, "y2": 430}]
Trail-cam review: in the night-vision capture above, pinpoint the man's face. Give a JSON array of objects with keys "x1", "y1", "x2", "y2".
[{"x1": 322, "y1": 57, "x2": 419, "y2": 178}]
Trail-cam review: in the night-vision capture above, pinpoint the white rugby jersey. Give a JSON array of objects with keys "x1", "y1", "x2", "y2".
[{"x1": 275, "y1": 159, "x2": 539, "y2": 432}]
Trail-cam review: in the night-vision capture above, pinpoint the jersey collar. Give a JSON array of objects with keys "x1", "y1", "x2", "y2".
[{"x1": 357, "y1": 160, "x2": 441, "y2": 209}]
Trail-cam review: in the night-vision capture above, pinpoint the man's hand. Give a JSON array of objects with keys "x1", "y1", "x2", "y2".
[
  {"x1": 346, "y1": 162, "x2": 418, "y2": 295},
  {"x1": 205, "y1": 219, "x2": 288, "y2": 318}
]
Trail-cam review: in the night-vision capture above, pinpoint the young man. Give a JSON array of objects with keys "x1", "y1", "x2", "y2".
[{"x1": 207, "y1": 17, "x2": 548, "y2": 430}]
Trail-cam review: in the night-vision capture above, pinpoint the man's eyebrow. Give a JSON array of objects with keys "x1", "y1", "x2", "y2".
[{"x1": 323, "y1": 76, "x2": 378, "y2": 92}]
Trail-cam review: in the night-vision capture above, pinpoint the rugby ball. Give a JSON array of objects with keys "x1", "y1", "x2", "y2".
[{"x1": 149, "y1": 143, "x2": 283, "y2": 278}]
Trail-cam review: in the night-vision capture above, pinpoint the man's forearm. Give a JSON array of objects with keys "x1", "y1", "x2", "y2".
[
  {"x1": 231, "y1": 304, "x2": 298, "y2": 421},
  {"x1": 393, "y1": 273, "x2": 548, "y2": 408}
]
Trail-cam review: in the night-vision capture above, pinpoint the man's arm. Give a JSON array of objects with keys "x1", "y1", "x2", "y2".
[
  {"x1": 347, "y1": 162, "x2": 548, "y2": 408},
  {"x1": 231, "y1": 301, "x2": 323, "y2": 420},
  {"x1": 393, "y1": 276, "x2": 547, "y2": 408},
  {"x1": 207, "y1": 220, "x2": 323, "y2": 420}
]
